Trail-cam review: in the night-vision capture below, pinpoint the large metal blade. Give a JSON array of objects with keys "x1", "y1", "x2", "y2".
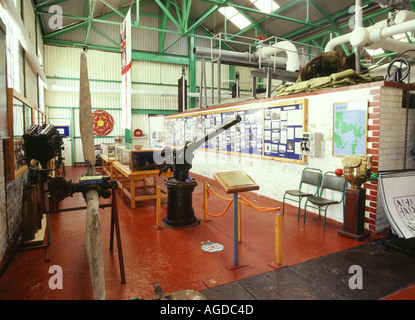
[
  {"x1": 79, "y1": 52, "x2": 105, "y2": 300},
  {"x1": 79, "y1": 52, "x2": 96, "y2": 175}
]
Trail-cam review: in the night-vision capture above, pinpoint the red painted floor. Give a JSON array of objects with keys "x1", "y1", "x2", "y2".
[{"x1": 0, "y1": 165, "x2": 412, "y2": 300}]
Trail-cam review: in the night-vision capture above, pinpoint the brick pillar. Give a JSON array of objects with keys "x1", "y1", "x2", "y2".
[{"x1": 364, "y1": 88, "x2": 381, "y2": 232}]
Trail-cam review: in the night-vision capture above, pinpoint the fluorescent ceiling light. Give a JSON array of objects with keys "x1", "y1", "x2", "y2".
[
  {"x1": 249, "y1": 0, "x2": 280, "y2": 14},
  {"x1": 219, "y1": 6, "x2": 252, "y2": 30}
]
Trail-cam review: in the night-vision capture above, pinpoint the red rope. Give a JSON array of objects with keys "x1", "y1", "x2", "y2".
[{"x1": 203, "y1": 184, "x2": 280, "y2": 217}]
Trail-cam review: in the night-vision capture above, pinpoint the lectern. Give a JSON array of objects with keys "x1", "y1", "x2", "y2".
[{"x1": 214, "y1": 171, "x2": 259, "y2": 266}]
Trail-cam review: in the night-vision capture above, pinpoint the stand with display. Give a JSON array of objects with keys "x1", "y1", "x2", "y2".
[{"x1": 214, "y1": 171, "x2": 259, "y2": 268}]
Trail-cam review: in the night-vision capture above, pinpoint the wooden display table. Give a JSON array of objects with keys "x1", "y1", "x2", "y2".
[
  {"x1": 112, "y1": 161, "x2": 172, "y2": 210},
  {"x1": 100, "y1": 155, "x2": 115, "y2": 179}
]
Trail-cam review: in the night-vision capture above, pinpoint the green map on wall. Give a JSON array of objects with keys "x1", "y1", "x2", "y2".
[{"x1": 333, "y1": 102, "x2": 367, "y2": 156}]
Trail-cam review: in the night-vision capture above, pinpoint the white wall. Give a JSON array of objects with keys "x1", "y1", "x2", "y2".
[{"x1": 190, "y1": 84, "x2": 393, "y2": 226}]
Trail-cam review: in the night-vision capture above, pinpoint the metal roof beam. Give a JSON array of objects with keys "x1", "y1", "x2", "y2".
[
  {"x1": 35, "y1": 0, "x2": 67, "y2": 10},
  {"x1": 155, "y1": 0, "x2": 181, "y2": 31},
  {"x1": 43, "y1": 38, "x2": 190, "y2": 64},
  {"x1": 84, "y1": 0, "x2": 98, "y2": 46},
  {"x1": 99, "y1": 0, "x2": 126, "y2": 19},
  {"x1": 282, "y1": 1, "x2": 381, "y2": 41},
  {"x1": 43, "y1": 21, "x2": 89, "y2": 39},
  {"x1": 229, "y1": 2, "x2": 336, "y2": 31},
  {"x1": 226, "y1": 0, "x2": 304, "y2": 41}
]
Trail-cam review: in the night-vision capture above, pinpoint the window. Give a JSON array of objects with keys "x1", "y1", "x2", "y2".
[
  {"x1": 218, "y1": 7, "x2": 251, "y2": 30},
  {"x1": 249, "y1": 0, "x2": 280, "y2": 14},
  {"x1": 0, "y1": 6, "x2": 19, "y2": 91}
]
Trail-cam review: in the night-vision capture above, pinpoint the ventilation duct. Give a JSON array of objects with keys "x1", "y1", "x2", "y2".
[{"x1": 252, "y1": 41, "x2": 300, "y2": 72}]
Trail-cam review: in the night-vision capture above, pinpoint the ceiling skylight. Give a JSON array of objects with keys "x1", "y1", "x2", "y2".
[
  {"x1": 219, "y1": 6, "x2": 252, "y2": 30},
  {"x1": 366, "y1": 48, "x2": 384, "y2": 56},
  {"x1": 392, "y1": 33, "x2": 410, "y2": 43},
  {"x1": 249, "y1": 0, "x2": 280, "y2": 14}
]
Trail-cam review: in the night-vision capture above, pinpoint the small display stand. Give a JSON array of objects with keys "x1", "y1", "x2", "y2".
[
  {"x1": 214, "y1": 171, "x2": 259, "y2": 268},
  {"x1": 338, "y1": 187, "x2": 370, "y2": 241}
]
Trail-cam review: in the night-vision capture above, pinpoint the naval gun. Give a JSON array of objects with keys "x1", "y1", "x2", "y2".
[{"x1": 157, "y1": 115, "x2": 241, "y2": 228}]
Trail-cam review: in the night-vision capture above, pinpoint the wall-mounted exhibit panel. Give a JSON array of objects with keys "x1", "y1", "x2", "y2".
[{"x1": 164, "y1": 99, "x2": 308, "y2": 164}]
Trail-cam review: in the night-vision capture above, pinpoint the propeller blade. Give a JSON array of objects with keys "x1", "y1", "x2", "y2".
[
  {"x1": 79, "y1": 52, "x2": 105, "y2": 300},
  {"x1": 85, "y1": 190, "x2": 106, "y2": 300},
  {"x1": 79, "y1": 52, "x2": 96, "y2": 175}
]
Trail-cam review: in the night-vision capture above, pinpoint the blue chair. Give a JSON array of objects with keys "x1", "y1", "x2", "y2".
[
  {"x1": 282, "y1": 167, "x2": 322, "y2": 221},
  {"x1": 304, "y1": 171, "x2": 347, "y2": 231}
]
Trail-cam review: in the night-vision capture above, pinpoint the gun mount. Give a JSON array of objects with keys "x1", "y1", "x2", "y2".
[
  {"x1": 158, "y1": 115, "x2": 242, "y2": 182},
  {"x1": 159, "y1": 115, "x2": 241, "y2": 228}
]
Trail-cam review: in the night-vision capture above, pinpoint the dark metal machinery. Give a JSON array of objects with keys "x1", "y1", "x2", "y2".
[{"x1": 158, "y1": 115, "x2": 242, "y2": 228}]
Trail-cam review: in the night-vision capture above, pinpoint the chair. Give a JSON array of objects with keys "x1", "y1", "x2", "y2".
[
  {"x1": 282, "y1": 167, "x2": 322, "y2": 221},
  {"x1": 304, "y1": 171, "x2": 347, "y2": 231}
]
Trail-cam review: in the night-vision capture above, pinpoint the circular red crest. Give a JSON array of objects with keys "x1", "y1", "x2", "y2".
[{"x1": 93, "y1": 110, "x2": 114, "y2": 136}]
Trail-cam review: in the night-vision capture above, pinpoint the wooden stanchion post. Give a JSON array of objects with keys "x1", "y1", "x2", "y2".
[
  {"x1": 238, "y1": 202, "x2": 242, "y2": 243},
  {"x1": 152, "y1": 186, "x2": 163, "y2": 230},
  {"x1": 202, "y1": 182, "x2": 211, "y2": 222}
]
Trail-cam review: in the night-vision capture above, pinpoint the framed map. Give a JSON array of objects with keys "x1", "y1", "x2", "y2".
[{"x1": 333, "y1": 101, "x2": 368, "y2": 157}]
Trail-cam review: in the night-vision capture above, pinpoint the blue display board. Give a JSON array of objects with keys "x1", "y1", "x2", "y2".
[
  {"x1": 263, "y1": 103, "x2": 304, "y2": 161},
  {"x1": 164, "y1": 98, "x2": 307, "y2": 164}
]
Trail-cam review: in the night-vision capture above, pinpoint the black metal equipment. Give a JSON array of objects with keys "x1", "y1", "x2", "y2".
[
  {"x1": 386, "y1": 58, "x2": 410, "y2": 82},
  {"x1": 23, "y1": 124, "x2": 64, "y2": 172},
  {"x1": 47, "y1": 175, "x2": 117, "y2": 202},
  {"x1": 158, "y1": 115, "x2": 242, "y2": 228}
]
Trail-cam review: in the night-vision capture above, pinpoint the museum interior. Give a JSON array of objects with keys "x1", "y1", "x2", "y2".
[{"x1": 1, "y1": 0, "x2": 415, "y2": 303}]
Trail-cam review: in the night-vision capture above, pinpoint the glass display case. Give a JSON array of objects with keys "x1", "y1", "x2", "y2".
[
  {"x1": 101, "y1": 142, "x2": 124, "y2": 160},
  {"x1": 114, "y1": 143, "x2": 162, "y2": 171}
]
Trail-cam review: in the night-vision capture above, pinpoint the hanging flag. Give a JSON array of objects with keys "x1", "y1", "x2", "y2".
[{"x1": 121, "y1": 9, "x2": 132, "y2": 131}]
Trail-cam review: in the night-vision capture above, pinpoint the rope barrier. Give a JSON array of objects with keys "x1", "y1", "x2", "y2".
[
  {"x1": 202, "y1": 182, "x2": 280, "y2": 215},
  {"x1": 239, "y1": 195, "x2": 280, "y2": 213},
  {"x1": 201, "y1": 197, "x2": 233, "y2": 217}
]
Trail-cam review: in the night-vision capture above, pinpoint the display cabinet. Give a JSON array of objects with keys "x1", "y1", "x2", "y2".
[
  {"x1": 114, "y1": 143, "x2": 161, "y2": 171},
  {"x1": 101, "y1": 142, "x2": 122, "y2": 160}
]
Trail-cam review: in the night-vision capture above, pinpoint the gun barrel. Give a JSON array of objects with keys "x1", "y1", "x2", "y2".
[{"x1": 188, "y1": 115, "x2": 241, "y2": 151}]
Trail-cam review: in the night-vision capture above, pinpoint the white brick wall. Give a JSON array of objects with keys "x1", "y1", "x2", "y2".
[
  {"x1": 374, "y1": 86, "x2": 415, "y2": 232},
  {"x1": 191, "y1": 82, "x2": 415, "y2": 233},
  {"x1": 193, "y1": 85, "x2": 378, "y2": 225}
]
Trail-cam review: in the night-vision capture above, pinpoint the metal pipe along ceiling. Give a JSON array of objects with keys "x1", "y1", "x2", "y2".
[
  {"x1": 193, "y1": 41, "x2": 300, "y2": 72},
  {"x1": 325, "y1": 9, "x2": 415, "y2": 57}
]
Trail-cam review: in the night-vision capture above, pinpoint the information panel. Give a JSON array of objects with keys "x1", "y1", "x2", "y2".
[{"x1": 164, "y1": 99, "x2": 307, "y2": 164}]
